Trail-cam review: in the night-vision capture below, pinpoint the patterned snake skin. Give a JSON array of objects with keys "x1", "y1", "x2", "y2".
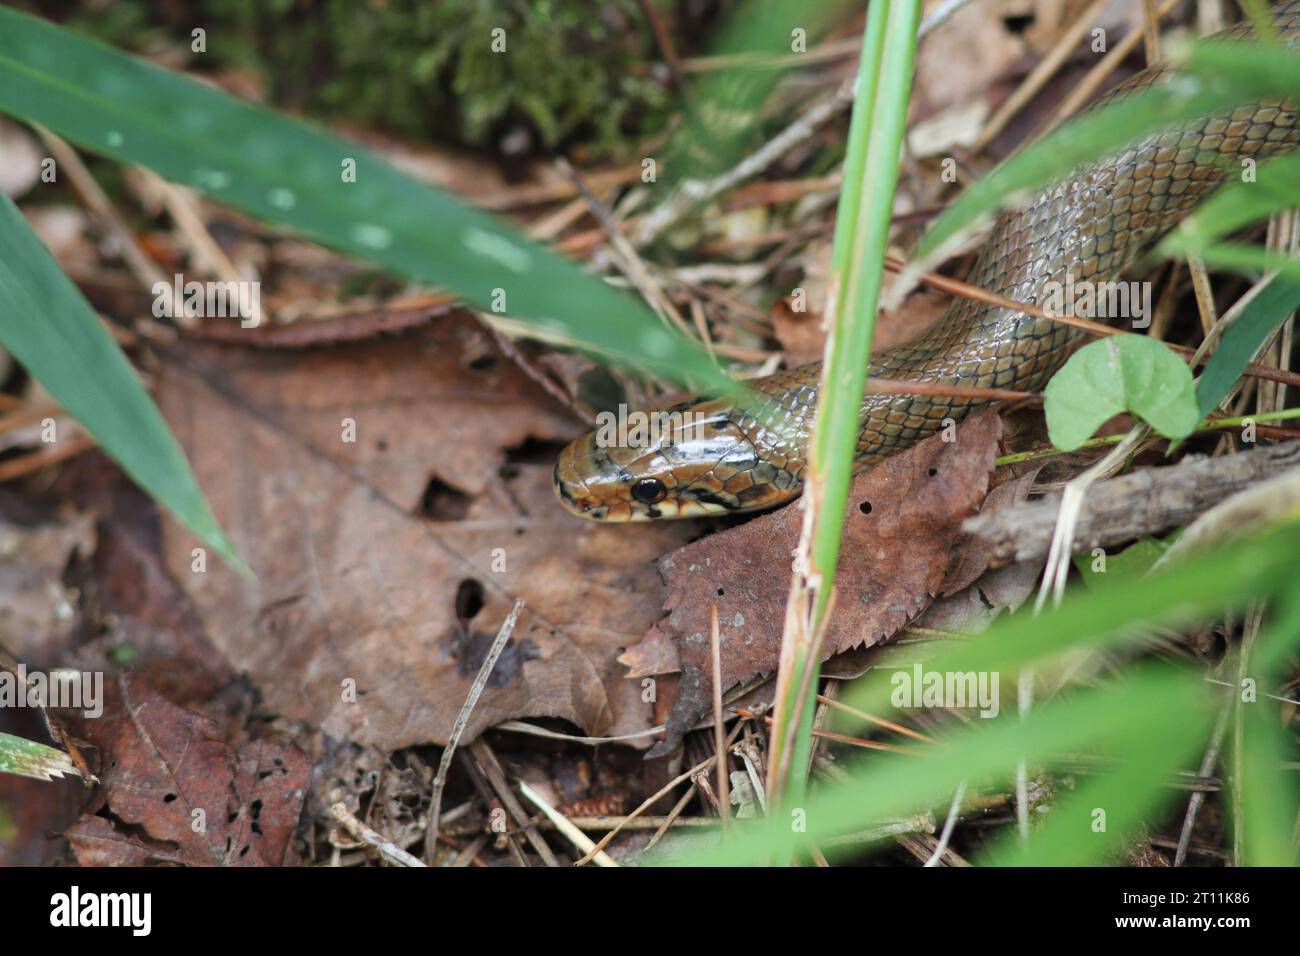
[{"x1": 554, "y1": 2, "x2": 1300, "y2": 522}]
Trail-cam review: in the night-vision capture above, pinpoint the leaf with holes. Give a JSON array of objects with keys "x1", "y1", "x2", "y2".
[
  {"x1": 152, "y1": 313, "x2": 694, "y2": 750},
  {"x1": 1044, "y1": 334, "x2": 1199, "y2": 451},
  {"x1": 63, "y1": 673, "x2": 309, "y2": 866}
]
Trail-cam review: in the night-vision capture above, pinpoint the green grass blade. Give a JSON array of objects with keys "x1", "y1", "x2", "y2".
[
  {"x1": 911, "y1": 84, "x2": 1227, "y2": 270},
  {"x1": 0, "y1": 7, "x2": 730, "y2": 393},
  {"x1": 668, "y1": 668, "x2": 1209, "y2": 866},
  {"x1": 0, "y1": 731, "x2": 77, "y2": 782},
  {"x1": 763, "y1": 0, "x2": 920, "y2": 823},
  {"x1": 1194, "y1": 275, "x2": 1300, "y2": 416},
  {"x1": 840, "y1": 516, "x2": 1300, "y2": 720},
  {"x1": 0, "y1": 192, "x2": 243, "y2": 571},
  {"x1": 1188, "y1": 30, "x2": 1300, "y2": 96},
  {"x1": 981, "y1": 673, "x2": 1213, "y2": 866},
  {"x1": 1170, "y1": 242, "x2": 1300, "y2": 283},
  {"x1": 1236, "y1": 590, "x2": 1300, "y2": 866},
  {"x1": 662, "y1": 0, "x2": 849, "y2": 185}
]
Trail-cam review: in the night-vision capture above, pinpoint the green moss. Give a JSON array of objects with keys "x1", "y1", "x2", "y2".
[{"x1": 62, "y1": 0, "x2": 674, "y2": 157}]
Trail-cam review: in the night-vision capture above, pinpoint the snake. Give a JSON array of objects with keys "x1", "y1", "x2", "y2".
[{"x1": 554, "y1": 2, "x2": 1300, "y2": 522}]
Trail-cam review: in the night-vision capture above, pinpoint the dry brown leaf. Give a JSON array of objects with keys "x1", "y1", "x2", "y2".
[
  {"x1": 155, "y1": 313, "x2": 693, "y2": 751},
  {"x1": 914, "y1": 470, "x2": 1046, "y2": 634},
  {"x1": 913, "y1": 0, "x2": 1027, "y2": 118},
  {"x1": 186, "y1": 297, "x2": 458, "y2": 349},
  {"x1": 630, "y1": 408, "x2": 1003, "y2": 756},
  {"x1": 64, "y1": 673, "x2": 309, "y2": 866}
]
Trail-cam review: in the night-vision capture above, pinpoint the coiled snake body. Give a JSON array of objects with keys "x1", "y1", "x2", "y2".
[{"x1": 555, "y1": 3, "x2": 1300, "y2": 522}]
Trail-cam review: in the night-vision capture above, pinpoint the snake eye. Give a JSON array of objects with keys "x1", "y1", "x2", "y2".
[{"x1": 632, "y1": 478, "x2": 667, "y2": 504}]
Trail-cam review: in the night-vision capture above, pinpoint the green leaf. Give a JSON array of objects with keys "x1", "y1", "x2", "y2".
[
  {"x1": 1045, "y1": 334, "x2": 1200, "y2": 450},
  {"x1": 0, "y1": 192, "x2": 244, "y2": 572},
  {"x1": 1194, "y1": 276, "x2": 1300, "y2": 416},
  {"x1": 0, "y1": 731, "x2": 76, "y2": 782},
  {"x1": 0, "y1": 7, "x2": 731, "y2": 394}
]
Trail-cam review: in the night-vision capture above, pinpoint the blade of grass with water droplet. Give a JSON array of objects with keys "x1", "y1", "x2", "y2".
[{"x1": 0, "y1": 7, "x2": 731, "y2": 394}]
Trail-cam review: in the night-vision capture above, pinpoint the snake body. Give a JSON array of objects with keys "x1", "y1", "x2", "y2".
[{"x1": 555, "y1": 3, "x2": 1300, "y2": 522}]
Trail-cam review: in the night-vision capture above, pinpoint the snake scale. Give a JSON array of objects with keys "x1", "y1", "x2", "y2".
[{"x1": 555, "y1": 2, "x2": 1300, "y2": 522}]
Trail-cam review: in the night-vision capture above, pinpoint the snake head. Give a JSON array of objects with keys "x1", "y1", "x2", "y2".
[{"x1": 553, "y1": 398, "x2": 803, "y2": 521}]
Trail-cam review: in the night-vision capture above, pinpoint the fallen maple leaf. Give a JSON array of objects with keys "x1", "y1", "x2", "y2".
[
  {"x1": 154, "y1": 313, "x2": 693, "y2": 751},
  {"x1": 627, "y1": 408, "x2": 1003, "y2": 756},
  {"x1": 64, "y1": 673, "x2": 308, "y2": 866}
]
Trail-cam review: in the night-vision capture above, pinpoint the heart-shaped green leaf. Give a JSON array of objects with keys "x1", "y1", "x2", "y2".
[{"x1": 1045, "y1": 334, "x2": 1200, "y2": 450}]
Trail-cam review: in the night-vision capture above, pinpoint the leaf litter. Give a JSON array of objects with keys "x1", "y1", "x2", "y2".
[{"x1": 152, "y1": 310, "x2": 695, "y2": 751}]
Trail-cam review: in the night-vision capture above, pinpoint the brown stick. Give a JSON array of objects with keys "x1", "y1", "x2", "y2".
[{"x1": 964, "y1": 439, "x2": 1300, "y2": 563}]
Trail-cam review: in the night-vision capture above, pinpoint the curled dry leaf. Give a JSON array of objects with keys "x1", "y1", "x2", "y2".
[
  {"x1": 627, "y1": 408, "x2": 1004, "y2": 756},
  {"x1": 64, "y1": 673, "x2": 309, "y2": 866},
  {"x1": 155, "y1": 312, "x2": 693, "y2": 751}
]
